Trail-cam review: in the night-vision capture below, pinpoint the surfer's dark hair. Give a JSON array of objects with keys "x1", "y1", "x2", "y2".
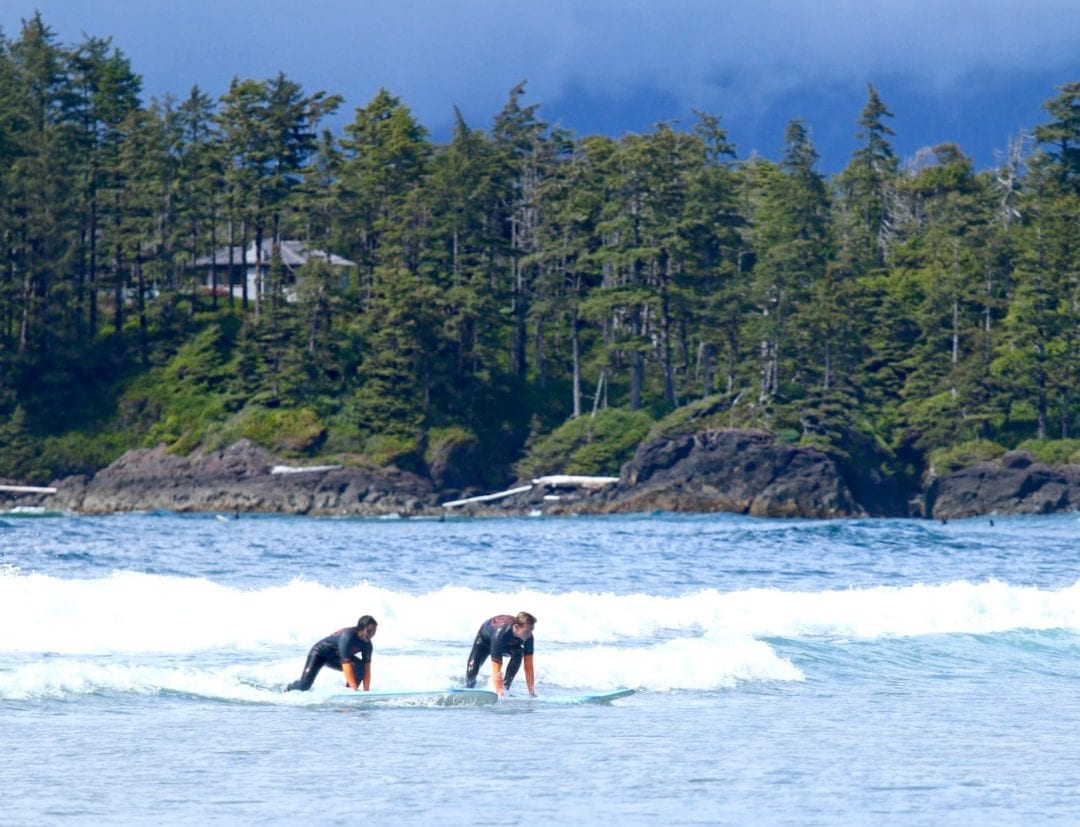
[
  {"x1": 515, "y1": 611, "x2": 537, "y2": 626},
  {"x1": 357, "y1": 615, "x2": 378, "y2": 629}
]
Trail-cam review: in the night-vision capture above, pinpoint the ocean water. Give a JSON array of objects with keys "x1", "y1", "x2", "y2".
[{"x1": 2, "y1": 511, "x2": 1079, "y2": 825}]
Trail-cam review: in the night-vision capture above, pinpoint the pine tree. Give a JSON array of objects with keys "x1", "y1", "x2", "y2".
[
  {"x1": 217, "y1": 77, "x2": 272, "y2": 314},
  {"x1": 492, "y1": 82, "x2": 549, "y2": 381},
  {"x1": 338, "y1": 88, "x2": 430, "y2": 304},
  {"x1": 422, "y1": 108, "x2": 508, "y2": 427},
  {"x1": 173, "y1": 85, "x2": 220, "y2": 307},
  {"x1": 835, "y1": 83, "x2": 898, "y2": 272},
  {"x1": 893, "y1": 144, "x2": 996, "y2": 446},
  {"x1": 748, "y1": 120, "x2": 830, "y2": 403},
  {"x1": 683, "y1": 112, "x2": 747, "y2": 400},
  {"x1": 526, "y1": 130, "x2": 607, "y2": 418}
]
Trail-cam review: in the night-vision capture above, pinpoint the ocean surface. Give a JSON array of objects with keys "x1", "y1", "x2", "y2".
[{"x1": 2, "y1": 510, "x2": 1079, "y2": 825}]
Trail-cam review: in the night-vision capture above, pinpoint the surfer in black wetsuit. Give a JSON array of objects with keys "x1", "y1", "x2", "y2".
[
  {"x1": 465, "y1": 611, "x2": 537, "y2": 697},
  {"x1": 286, "y1": 615, "x2": 378, "y2": 691}
]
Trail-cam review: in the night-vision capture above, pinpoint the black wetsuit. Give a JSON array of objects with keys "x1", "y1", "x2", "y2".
[
  {"x1": 465, "y1": 615, "x2": 534, "y2": 689},
  {"x1": 286, "y1": 627, "x2": 373, "y2": 691}
]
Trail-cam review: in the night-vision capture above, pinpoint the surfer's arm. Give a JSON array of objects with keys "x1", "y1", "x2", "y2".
[
  {"x1": 524, "y1": 654, "x2": 535, "y2": 696},
  {"x1": 362, "y1": 660, "x2": 372, "y2": 691},
  {"x1": 491, "y1": 659, "x2": 505, "y2": 695},
  {"x1": 342, "y1": 661, "x2": 359, "y2": 689}
]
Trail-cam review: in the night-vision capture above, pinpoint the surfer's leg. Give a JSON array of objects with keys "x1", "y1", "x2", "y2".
[
  {"x1": 286, "y1": 650, "x2": 328, "y2": 691},
  {"x1": 465, "y1": 635, "x2": 488, "y2": 688}
]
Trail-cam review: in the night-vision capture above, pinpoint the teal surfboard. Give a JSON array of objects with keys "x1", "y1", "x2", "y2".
[
  {"x1": 325, "y1": 688, "x2": 498, "y2": 707},
  {"x1": 501, "y1": 688, "x2": 636, "y2": 705}
]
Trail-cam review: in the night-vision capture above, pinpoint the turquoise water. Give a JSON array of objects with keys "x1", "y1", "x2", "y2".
[{"x1": 2, "y1": 512, "x2": 1079, "y2": 824}]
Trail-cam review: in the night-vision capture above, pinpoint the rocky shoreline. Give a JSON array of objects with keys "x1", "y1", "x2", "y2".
[{"x1": 3, "y1": 430, "x2": 1080, "y2": 520}]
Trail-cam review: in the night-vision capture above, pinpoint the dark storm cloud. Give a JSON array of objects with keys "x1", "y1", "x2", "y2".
[{"x1": 3, "y1": 0, "x2": 1080, "y2": 166}]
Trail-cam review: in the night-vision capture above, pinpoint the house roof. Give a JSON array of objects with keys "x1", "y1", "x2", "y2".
[{"x1": 193, "y1": 239, "x2": 354, "y2": 268}]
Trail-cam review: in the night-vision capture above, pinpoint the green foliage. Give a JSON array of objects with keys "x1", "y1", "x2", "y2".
[
  {"x1": 648, "y1": 393, "x2": 773, "y2": 440},
  {"x1": 0, "y1": 404, "x2": 136, "y2": 482},
  {"x1": 131, "y1": 323, "x2": 239, "y2": 454},
  {"x1": 423, "y1": 426, "x2": 476, "y2": 466},
  {"x1": 928, "y1": 440, "x2": 1007, "y2": 476},
  {"x1": 232, "y1": 406, "x2": 326, "y2": 455},
  {"x1": 0, "y1": 406, "x2": 39, "y2": 480},
  {"x1": 365, "y1": 433, "x2": 423, "y2": 471},
  {"x1": 38, "y1": 430, "x2": 136, "y2": 479},
  {"x1": 515, "y1": 407, "x2": 653, "y2": 479},
  {"x1": 901, "y1": 390, "x2": 971, "y2": 452},
  {"x1": 1015, "y1": 438, "x2": 1080, "y2": 465},
  {"x1": 4, "y1": 19, "x2": 1080, "y2": 501}
]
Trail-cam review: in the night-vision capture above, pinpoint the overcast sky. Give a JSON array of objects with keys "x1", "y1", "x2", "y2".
[{"x1": 3, "y1": 1, "x2": 1080, "y2": 172}]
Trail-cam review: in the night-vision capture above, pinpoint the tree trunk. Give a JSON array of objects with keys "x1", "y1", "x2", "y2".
[
  {"x1": 630, "y1": 348, "x2": 643, "y2": 411},
  {"x1": 659, "y1": 268, "x2": 678, "y2": 408},
  {"x1": 591, "y1": 368, "x2": 606, "y2": 417},
  {"x1": 18, "y1": 268, "x2": 32, "y2": 354},
  {"x1": 697, "y1": 341, "x2": 715, "y2": 397},
  {"x1": 532, "y1": 314, "x2": 545, "y2": 389},
  {"x1": 227, "y1": 217, "x2": 236, "y2": 310},
  {"x1": 89, "y1": 197, "x2": 98, "y2": 337},
  {"x1": 253, "y1": 222, "x2": 263, "y2": 318},
  {"x1": 240, "y1": 220, "x2": 249, "y2": 310},
  {"x1": 1035, "y1": 343, "x2": 1047, "y2": 439},
  {"x1": 113, "y1": 242, "x2": 124, "y2": 336},
  {"x1": 136, "y1": 245, "x2": 148, "y2": 366},
  {"x1": 210, "y1": 202, "x2": 218, "y2": 311},
  {"x1": 571, "y1": 309, "x2": 582, "y2": 418}
]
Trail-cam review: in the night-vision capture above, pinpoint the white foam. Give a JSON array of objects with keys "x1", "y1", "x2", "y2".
[{"x1": 2, "y1": 570, "x2": 1078, "y2": 700}]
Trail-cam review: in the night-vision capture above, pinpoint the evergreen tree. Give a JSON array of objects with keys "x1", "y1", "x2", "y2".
[
  {"x1": 217, "y1": 77, "x2": 272, "y2": 314},
  {"x1": 338, "y1": 88, "x2": 430, "y2": 304},
  {"x1": 4, "y1": 13, "x2": 83, "y2": 385},
  {"x1": 893, "y1": 145, "x2": 996, "y2": 447},
  {"x1": 748, "y1": 120, "x2": 830, "y2": 403},
  {"x1": 835, "y1": 83, "x2": 898, "y2": 272},
  {"x1": 491, "y1": 82, "x2": 549, "y2": 381},
  {"x1": 1032, "y1": 81, "x2": 1080, "y2": 190},
  {"x1": 0, "y1": 404, "x2": 37, "y2": 478},
  {"x1": 527, "y1": 131, "x2": 608, "y2": 418},
  {"x1": 422, "y1": 108, "x2": 509, "y2": 427},
  {"x1": 683, "y1": 113, "x2": 747, "y2": 400},
  {"x1": 295, "y1": 128, "x2": 352, "y2": 381},
  {"x1": 262, "y1": 73, "x2": 340, "y2": 306},
  {"x1": 173, "y1": 85, "x2": 220, "y2": 306},
  {"x1": 116, "y1": 104, "x2": 170, "y2": 366},
  {"x1": 338, "y1": 90, "x2": 433, "y2": 440}
]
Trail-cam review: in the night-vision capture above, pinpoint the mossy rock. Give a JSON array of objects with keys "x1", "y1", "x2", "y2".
[{"x1": 515, "y1": 407, "x2": 653, "y2": 480}]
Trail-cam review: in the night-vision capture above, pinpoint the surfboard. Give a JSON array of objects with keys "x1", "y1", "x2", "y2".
[
  {"x1": 502, "y1": 688, "x2": 636, "y2": 705},
  {"x1": 324, "y1": 688, "x2": 498, "y2": 707}
]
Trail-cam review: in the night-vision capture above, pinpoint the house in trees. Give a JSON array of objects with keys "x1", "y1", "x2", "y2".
[{"x1": 192, "y1": 239, "x2": 355, "y2": 301}]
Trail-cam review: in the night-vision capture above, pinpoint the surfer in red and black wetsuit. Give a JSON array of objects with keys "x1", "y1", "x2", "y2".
[
  {"x1": 465, "y1": 611, "x2": 537, "y2": 696},
  {"x1": 286, "y1": 615, "x2": 378, "y2": 691}
]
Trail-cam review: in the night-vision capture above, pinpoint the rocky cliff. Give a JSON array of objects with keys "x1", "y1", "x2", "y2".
[
  {"x1": 924, "y1": 451, "x2": 1080, "y2": 519},
  {"x1": 5, "y1": 431, "x2": 1080, "y2": 520},
  {"x1": 37, "y1": 440, "x2": 439, "y2": 517},
  {"x1": 447, "y1": 429, "x2": 872, "y2": 518}
]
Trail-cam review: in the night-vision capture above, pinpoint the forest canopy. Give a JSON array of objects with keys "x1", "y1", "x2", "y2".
[{"x1": 3, "y1": 13, "x2": 1080, "y2": 490}]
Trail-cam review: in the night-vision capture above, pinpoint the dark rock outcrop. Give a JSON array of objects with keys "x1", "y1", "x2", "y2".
[
  {"x1": 592, "y1": 429, "x2": 865, "y2": 518},
  {"x1": 7, "y1": 432, "x2": 1080, "y2": 520},
  {"x1": 41, "y1": 440, "x2": 439, "y2": 516},
  {"x1": 925, "y1": 451, "x2": 1080, "y2": 519},
  {"x1": 450, "y1": 429, "x2": 870, "y2": 519},
  {"x1": 427, "y1": 434, "x2": 485, "y2": 495}
]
